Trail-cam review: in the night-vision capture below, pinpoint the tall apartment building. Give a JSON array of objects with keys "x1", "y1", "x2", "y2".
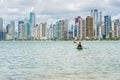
[
  {"x1": 91, "y1": 9, "x2": 102, "y2": 38},
  {"x1": 86, "y1": 16, "x2": 94, "y2": 39},
  {"x1": 114, "y1": 19, "x2": 120, "y2": 38},
  {"x1": 75, "y1": 16, "x2": 86, "y2": 39},
  {"x1": 104, "y1": 15, "x2": 112, "y2": 38},
  {"x1": 39, "y1": 22, "x2": 47, "y2": 40},
  {"x1": 0, "y1": 17, "x2": 3, "y2": 32},
  {"x1": 10, "y1": 21, "x2": 15, "y2": 40},
  {"x1": 29, "y1": 12, "x2": 36, "y2": 37}
]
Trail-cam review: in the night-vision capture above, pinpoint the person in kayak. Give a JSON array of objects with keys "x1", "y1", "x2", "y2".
[{"x1": 77, "y1": 42, "x2": 82, "y2": 48}]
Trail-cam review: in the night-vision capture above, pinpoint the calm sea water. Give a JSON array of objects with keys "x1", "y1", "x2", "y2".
[{"x1": 0, "y1": 41, "x2": 120, "y2": 80}]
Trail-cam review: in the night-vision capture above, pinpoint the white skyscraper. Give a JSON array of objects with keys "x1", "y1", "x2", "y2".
[{"x1": 75, "y1": 16, "x2": 86, "y2": 39}]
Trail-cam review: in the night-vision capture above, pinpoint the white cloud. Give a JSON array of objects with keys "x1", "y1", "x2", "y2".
[
  {"x1": 0, "y1": 0, "x2": 120, "y2": 26},
  {"x1": 112, "y1": 14, "x2": 120, "y2": 20},
  {"x1": 8, "y1": 8, "x2": 19, "y2": 13},
  {"x1": 0, "y1": 0, "x2": 4, "y2": 4}
]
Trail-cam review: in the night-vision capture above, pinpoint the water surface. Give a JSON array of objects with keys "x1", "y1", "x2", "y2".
[{"x1": 0, "y1": 41, "x2": 120, "y2": 80}]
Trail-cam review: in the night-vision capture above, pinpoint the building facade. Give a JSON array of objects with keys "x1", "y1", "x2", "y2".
[
  {"x1": 48, "y1": 24, "x2": 54, "y2": 39},
  {"x1": 104, "y1": 15, "x2": 112, "y2": 38},
  {"x1": 91, "y1": 9, "x2": 102, "y2": 38},
  {"x1": 0, "y1": 17, "x2": 3, "y2": 32},
  {"x1": 24, "y1": 19, "x2": 31, "y2": 39},
  {"x1": 10, "y1": 21, "x2": 15, "y2": 40},
  {"x1": 39, "y1": 22, "x2": 47, "y2": 40},
  {"x1": 86, "y1": 16, "x2": 94, "y2": 39},
  {"x1": 18, "y1": 20, "x2": 24, "y2": 38},
  {"x1": 114, "y1": 19, "x2": 120, "y2": 38},
  {"x1": 29, "y1": 12, "x2": 36, "y2": 37}
]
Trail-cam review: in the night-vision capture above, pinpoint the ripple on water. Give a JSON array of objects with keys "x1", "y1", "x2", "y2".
[{"x1": 0, "y1": 41, "x2": 120, "y2": 80}]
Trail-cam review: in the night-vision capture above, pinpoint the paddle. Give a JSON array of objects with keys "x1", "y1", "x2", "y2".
[
  {"x1": 73, "y1": 41, "x2": 79, "y2": 45},
  {"x1": 73, "y1": 41, "x2": 87, "y2": 49}
]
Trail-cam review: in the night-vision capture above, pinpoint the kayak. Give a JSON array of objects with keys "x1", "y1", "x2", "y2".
[{"x1": 77, "y1": 47, "x2": 83, "y2": 50}]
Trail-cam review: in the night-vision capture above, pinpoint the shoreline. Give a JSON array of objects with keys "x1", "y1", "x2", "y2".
[{"x1": 0, "y1": 39, "x2": 120, "y2": 42}]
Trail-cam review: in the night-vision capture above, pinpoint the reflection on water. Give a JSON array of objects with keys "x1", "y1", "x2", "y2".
[{"x1": 0, "y1": 41, "x2": 120, "y2": 80}]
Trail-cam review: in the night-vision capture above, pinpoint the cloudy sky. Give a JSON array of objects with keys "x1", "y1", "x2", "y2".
[{"x1": 1, "y1": 0, "x2": 120, "y2": 27}]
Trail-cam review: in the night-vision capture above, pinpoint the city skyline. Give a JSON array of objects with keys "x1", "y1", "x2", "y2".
[
  {"x1": 0, "y1": 0, "x2": 120, "y2": 26},
  {"x1": 0, "y1": 0, "x2": 120, "y2": 40},
  {"x1": 0, "y1": 1, "x2": 120, "y2": 80}
]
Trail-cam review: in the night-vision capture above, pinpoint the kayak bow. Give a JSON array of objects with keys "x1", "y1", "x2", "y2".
[{"x1": 77, "y1": 47, "x2": 83, "y2": 50}]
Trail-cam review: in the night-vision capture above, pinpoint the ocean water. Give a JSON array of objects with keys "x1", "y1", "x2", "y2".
[{"x1": 0, "y1": 41, "x2": 120, "y2": 80}]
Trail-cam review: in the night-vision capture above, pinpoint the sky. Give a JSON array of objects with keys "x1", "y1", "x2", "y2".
[{"x1": 1, "y1": 0, "x2": 120, "y2": 27}]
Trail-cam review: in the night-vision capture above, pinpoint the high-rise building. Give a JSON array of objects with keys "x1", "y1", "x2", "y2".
[
  {"x1": 75, "y1": 16, "x2": 86, "y2": 39},
  {"x1": 0, "y1": 17, "x2": 3, "y2": 32},
  {"x1": 18, "y1": 20, "x2": 24, "y2": 37},
  {"x1": 114, "y1": 19, "x2": 120, "y2": 38},
  {"x1": 104, "y1": 15, "x2": 112, "y2": 38},
  {"x1": 6, "y1": 24, "x2": 11, "y2": 34},
  {"x1": 24, "y1": 18, "x2": 31, "y2": 39},
  {"x1": 64, "y1": 19, "x2": 69, "y2": 39},
  {"x1": 86, "y1": 16, "x2": 94, "y2": 39},
  {"x1": 99, "y1": 25, "x2": 104, "y2": 38},
  {"x1": 39, "y1": 22, "x2": 47, "y2": 40},
  {"x1": 6, "y1": 24, "x2": 12, "y2": 40},
  {"x1": 48, "y1": 24, "x2": 54, "y2": 39},
  {"x1": 60, "y1": 20, "x2": 64, "y2": 39},
  {"x1": 18, "y1": 19, "x2": 30, "y2": 40},
  {"x1": 32, "y1": 27, "x2": 38, "y2": 39},
  {"x1": 29, "y1": 12, "x2": 36, "y2": 37},
  {"x1": 83, "y1": 20, "x2": 86, "y2": 39},
  {"x1": 42, "y1": 23, "x2": 47, "y2": 38},
  {"x1": 0, "y1": 32, "x2": 6, "y2": 40},
  {"x1": 118, "y1": 26, "x2": 120, "y2": 38},
  {"x1": 55, "y1": 21, "x2": 61, "y2": 39},
  {"x1": 35, "y1": 24, "x2": 40, "y2": 40},
  {"x1": 68, "y1": 24, "x2": 73, "y2": 39},
  {"x1": 29, "y1": 12, "x2": 36, "y2": 27},
  {"x1": 18, "y1": 21, "x2": 24, "y2": 38},
  {"x1": 60, "y1": 19, "x2": 69, "y2": 39},
  {"x1": 10, "y1": 21, "x2": 15, "y2": 39},
  {"x1": 0, "y1": 18, "x2": 5, "y2": 40},
  {"x1": 19, "y1": 24, "x2": 25, "y2": 39},
  {"x1": 91, "y1": 9, "x2": 102, "y2": 38},
  {"x1": 53, "y1": 24, "x2": 56, "y2": 39},
  {"x1": 73, "y1": 25, "x2": 77, "y2": 38},
  {"x1": 55, "y1": 20, "x2": 69, "y2": 39},
  {"x1": 111, "y1": 21, "x2": 115, "y2": 38},
  {"x1": 74, "y1": 16, "x2": 80, "y2": 39},
  {"x1": 99, "y1": 12, "x2": 102, "y2": 25}
]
